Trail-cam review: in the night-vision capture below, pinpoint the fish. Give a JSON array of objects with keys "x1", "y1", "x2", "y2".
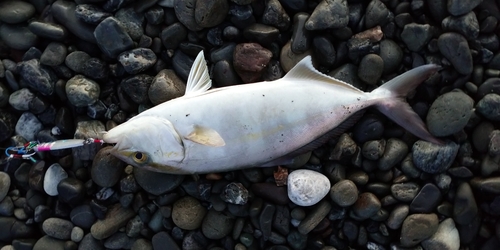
[{"x1": 103, "y1": 51, "x2": 441, "y2": 174}]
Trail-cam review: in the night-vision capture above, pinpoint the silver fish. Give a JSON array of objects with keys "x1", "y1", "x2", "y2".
[{"x1": 103, "y1": 51, "x2": 441, "y2": 174}]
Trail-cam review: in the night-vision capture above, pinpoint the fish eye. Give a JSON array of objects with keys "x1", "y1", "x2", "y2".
[{"x1": 132, "y1": 152, "x2": 148, "y2": 164}]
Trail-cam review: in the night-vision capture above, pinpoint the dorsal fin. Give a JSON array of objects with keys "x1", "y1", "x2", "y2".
[
  {"x1": 185, "y1": 51, "x2": 212, "y2": 96},
  {"x1": 283, "y1": 56, "x2": 362, "y2": 93}
]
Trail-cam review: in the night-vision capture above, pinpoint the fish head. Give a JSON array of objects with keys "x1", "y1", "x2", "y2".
[{"x1": 103, "y1": 116, "x2": 187, "y2": 173}]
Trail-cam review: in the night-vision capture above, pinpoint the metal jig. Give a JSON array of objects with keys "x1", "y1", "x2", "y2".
[{"x1": 4, "y1": 138, "x2": 104, "y2": 162}]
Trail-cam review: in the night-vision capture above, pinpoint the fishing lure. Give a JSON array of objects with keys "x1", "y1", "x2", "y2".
[{"x1": 4, "y1": 138, "x2": 104, "y2": 162}]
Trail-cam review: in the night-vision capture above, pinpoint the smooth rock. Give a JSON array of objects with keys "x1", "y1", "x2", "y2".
[
  {"x1": 174, "y1": 0, "x2": 202, "y2": 31},
  {"x1": 287, "y1": 169, "x2": 331, "y2": 206},
  {"x1": 453, "y1": 182, "x2": 477, "y2": 225},
  {"x1": 438, "y1": 32, "x2": 473, "y2": 75},
  {"x1": 426, "y1": 90, "x2": 474, "y2": 136},
  {"x1": 75, "y1": 4, "x2": 112, "y2": 25},
  {"x1": 421, "y1": 218, "x2": 460, "y2": 250},
  {"x1": 202, "y1": 209, "x2": 235, "y2": 239},
  {"x1": 9, "y1": 88, "x2": 35, "y2": 111},
  {"x1": 378, "y1": 138, "x2": 408, "y2": 170},
  {"x1": 401, "y1": 23, "x2": 434, "y2": 52},
  {"x1": 65, "y1": 75, "x2": 100, "y2": 107},
  {"x1": 57, "y1": 178, "x2": 85, "y2": 206},
  {"x1": 17, "y1": 59, "x2": 55, "y2": 96},
  {"x1": 400, "y1": 213, "x2": 439, "y2": 247},
  {"x1": 305, "y1": 0, "x2": 348, "y2": 30},
  {"x1": 330, "y1": 180, "x2": 358, "y2": 207},
  {"x1": 386, "y1": 204, "x2": 409, "y2": 230},
  {"x1": 291, "y1": 13, "x2": 310, "y2": 54},
  {"x1": 365, "y1": 0, "x2": 390, "y2": 29},
  {"x1": 0, "y1": 1, "x2": 36, "y2": 24},
  {"x1": 40, "y1": 42, "x2": 67, "y2": 66},
  {"x1": 447, "y1": 0, "x2": 482, "y2": 16},
  {"x1": 43, "y1": 163, "x2": 68, "y2": 196},
  {"x1": 94, "y1": 17, "x2": 134, "y2": 58},
  {"x1": 476, "y1": 93, "x2": 500, "y2": 121},
  {"x1": 148, "y1": 69, "x2": 186, "y2": 105},
  {"x1": 52, "y1": 0, "x2": 96, "y2": 43},
  {"x1": 172, "y1": 196, "x2": 206, "y2": 230},
  {"x1": 91, "y1": 146, "x2": 125, "y2": 188},
  {"x1": 15, "y1": 112, "x2": 43, "y2": 142},
  {"x1": 70, "y1": 205, "x2": 96, "y2": 229},
  {"x1": 442, "y1": 11, "x2": 479, "y2": 38},
  {"x1": 42, "y1": 218, "x2": 73, "y2": 240},
  {"x1": 358, "y1": 54, "x2": 383, "y2": 85},
  {"x1": 379, "y1": 39, "x2": 403, "y2": 73},
  {"x1": 0, "y1": 24, "x2": 38, "y2": 50},
  {"x1": 352, "y1": 192, "x2": 381, "y2": 219},
  {"x1": 297, "y1": 200, "x2": 331, "y2": 234},
  {"x1": 195, "y1": 0, "x2": 228, "y2": 28},
  {"x1": 412, "y1": 140, "x2": 459, "y2": 174},
  {"x1": 33, "y1": 235, "x2": 65, "y2": 250},
  {"x1": 91, "y1": 204, "x2": 135, "y2": 240},
  {"x1": 410, "y1": 183, "x2": 441, "y2": 213},
  {"x1": 0, "y1": 172, "x2": 10, "y2": 202},
  {"x1": 152, "y1": 231, "x2": 180, "y2": 250},
  {"x1": 28, "y1": 21, "x2": 67, "y2": 41},
  {"x1": 133, "y1": 166, "x2": 184, "y2": 196},
  {"x1": 391, "y1": 182, "x2": 420, "y2": 202}
]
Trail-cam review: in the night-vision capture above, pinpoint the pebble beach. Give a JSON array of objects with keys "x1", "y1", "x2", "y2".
[{"x1": 0, "y1": 0, "x2": 500, "y2": 249}]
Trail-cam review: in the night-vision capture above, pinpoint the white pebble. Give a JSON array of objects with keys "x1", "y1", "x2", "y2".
[
  {"x1": 287, "y1": 169, "x2": 331, "y2": 206},
  {"x1": 43, "y1": 163, "x2": 68, "y2": 196},
  {"x1": 421, "y1": 218, "x2": 460, "y2": 250}
]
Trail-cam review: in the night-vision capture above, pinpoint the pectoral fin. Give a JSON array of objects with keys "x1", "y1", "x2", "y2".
[{"x1": 185, "y1": 125, "x2": 225, "y2": 147}]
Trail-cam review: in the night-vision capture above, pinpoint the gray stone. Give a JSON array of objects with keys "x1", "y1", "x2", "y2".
[
  {"x1": 305, "y1": 0, "x2": 348, "y2": 30},
  {"x1": 427, "y1": 90, "x2": 474, "y2": 136},
  {"x1": 0, "y1": 172, "x2": 10, "y2": 202},
  {"x1": 40, "y1": 42, "x2": 67, "y2": 66},
  {"x1": 412, "y1": 140, "x2": 459, "y2": 174},
  {"x1": 442, "y1": 11, "x2": 479, "y2": 39},
  {"x1": 172, "y1": 196, "x2": 206, "y2": 230},
  {"x1": 378, "y1": 138, "x2": 408, "y2": 170},
  {"x1": 0, "y1": 24, "x2": 38, "y2": 50},
  {"x1": 391, "y1": 182, "x2": 420, "y2": 202},
  {"x1": 148, "y1": 69, "x2": 186, "y2": 105},
  {"x1": 438, "y1": 32, "x2": 473, "y2": 75},
  {"x1": 0, "y1": 1, "x2": 35, "y2": 23},
  {"x1": 386, "y1": 204, "x2": 409, "y2": 230},
  {"x1": 9, "y1": 88, "x2": 35, "y2": 111},
  {"x1": 118, "y1": 48, "x2": 157, "y2": 74},
  {"x1": 15, "y1": 112, "x2": 43, "y2": 141},
  {"x1": 330, "y1": 180, "x2": 358, "y2": 207},
  {"x1": 202, "y1": 209, "x2": 235, "y2": 240},
  {"x1": 51, "y1": 0, "x2": 96, "y2": 43},
  {"x1": 358, "y1": 54, "x2": 384, "y2": 85},
  {"x1": 401, "y1": 23, "x2": 434, "y2": 52},
  {"x1": 91, "y1": 146, "x2": 125, "y2": 188},
  {"x1": 94, "y1": 17, "x2": 134, "y2": 58},
  {"x1": 195, "y1": 0, "x2": 228, "y2": 28},
  {"x1": 174, "y1": 0, "x2": 203, "y2": 31},
  {"x1": 447, "y1": 0, "x2": 482, "y2": 16},
  {"x1": 43, "y1": 163, "x2": 68, "y2": 196},
  {"x1": 65, "y1": 75, "x2": 100, "y2": 107},
  {"x1": 453, "y1": 182, "x2": 477, "y2": 225},
  {"x1": 133, "y1": 166, "x2": 184, "y2": 196},
  {"x1": 476, "y1": 93, "x2": 500, "y2": 121}
]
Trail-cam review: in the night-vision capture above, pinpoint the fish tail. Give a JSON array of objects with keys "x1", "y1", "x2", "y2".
[{"x1": 370, "y1": 64, "x2": 443, "y2": 144}]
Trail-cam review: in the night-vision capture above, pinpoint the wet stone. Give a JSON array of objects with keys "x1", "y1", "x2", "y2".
[
  {"x1": 94, "y1": 17, "x2": 134, "y2": 58},
  {"x1": 172, "y1": 196, "x2": 206, "y2": 230},
  {"x1": 298, "y1": 200, "x2": 331, "y2": 234},
  {"x1": 401, "y1": 23, "x2": 434, "y2": 52},
  {"x1": 379, "y1": 39, "x2": 403, "y2": 74},
  {"x1": 202, "y1": 209, "x2": 235, "y2": 240},
  {"x1": 119, "y1": 48, "x2": 157, "y2": 74},
  {"x1": 412, "y1": 140, "x2": 459, "y2": 174},
  {"x1": 251, "y1": 182, "x2": 288, "y2": 205},
  {"x1": 362, "y1": 139, "x2": 385, "y2": 160},
  {"x1": 476, "y1": 93, "x2": 500, "y2": 121},
  {"x1": 288, "y1": 169, "x2": 331, "y2": 206},
  {"x1": 453, "y1": 182, "x2": 477, "y2": 225},
  {"x1": 305, "y1": 0, "x2": 348, "y2": 30},
  {"x1": 233, "y1": 43, "x2": 273, "y2": 83},
  {"x1": 152, "y1": 231, "x2": 180, "y2": 250},
  {"x1": 174, "y1": 0, "x2": 202, "y2": 31},
  {"x1": 42, "y1": 217, "x2": 73, "y2": 240},
  {"x1": 410, "y1": 183, "x2": 441, "y2": 213},
  {"x1": 15, "y1": 112, "x2": 43, "y2": 142},
  {"x1": 161, "y1": 23, "x2": 187, "y2": 50},
  {"x1": 330, "y1": 180, "x2": 358, "y2": 207},
  {"x1": 365, "y1": 0, "x2": 390, "y2": 29},
  {"x1": 195, "y1": 0, "x2": 228, "y2": 28},
  {"x1": 57, "y1": 178, "x2": 85, "y2": 206},
  {"x1": 70, "y1": 205, "x2": 96, "y2": 229},
  {"x1": 352, "y1": 114, "x2": 384, "y2": 143},
  {"x1": 442, "y1": 11, "x2": 479, "y2": 39},
  {"x1": 262, "y1": 0, "x2": 290, "y2": 31},
  {"x1": 291, "y1": 13, "x2": 310, "y2": 54},
  {"x1": 149, "y1": 69, "x2": 186, "y2": 105},
  {"x1": 378, "y1": 138, "x2": 408, "y2": 171},
  {"x1": 259, "y1": 203, "x2": 275, "y2": 240},
  {"x1": 33, "y1": 235, "x2": 65, "y2": 250},
  {"x1": 133, "y1": 166, "x2": 184, "y2": 196},
  {"x1": 438, "y1": 32, "x2": 473, "y2": 75},
  {"x1": 243, "y1": 24, "x2": 280, "y2": 46},
  {"x1": 391, "y1": 182, "x2": 419, "y2": 202},
  {"x1": 386, "y1": 204, "x2": 409, "y2": 230},
  {"x1": 9, "y1": 88, "x2": 35, "y2": 111},
  {"x1": 0, "y1": 24, "x2": 38, "y2": 50},
  {"x1": 400, "y1": 213, "x2": 439, "y2": 247},
  {"x1": 427, "y1": 90, "x2": 474, "y2": 137},
  {"x1": 421, "y1": 218, "x2": 460, "y2": 250},
  {"x1": 220, "y1": 182, "x2": 249, "y2": 205},
  {"x1": 358, "y1": 54, "x2": 383, "y2": 85},
  {"x1": 17, "y1": 59, "x2": 55, "y2": 96},
  {"x1": 121, "y1": 74, "x2": 153, "y2": 104},
  {"x1": 75, "y1": 4, "x2": 112, "y2": 25},
  {"x1": 82, "y1": 58, "x2": 109, "y2": 81},
  {"x1": 40, "y1": 42, "x2": 67, "y2": 66},
  {"x1": 28, "y1": 21, "x2": 67, "y2": 41},
  {"x1": 447, "y1": 0, "x2": 482, "y2": 16},
  {"x1": 51, "y1": 0, "x2": 96, "y2": 43},
  {"x1": 65, "y1": 75, "x2": 100, "y2": 108},
  {"x1": 0, "y1": 1, "x2": 36, "y2": 24},
  {"x1": 352, "y1": 192, "x2": 381, "y2": 220},
  {"x1": 43, "y1": 163, "x2": 68, "y2": 196}
]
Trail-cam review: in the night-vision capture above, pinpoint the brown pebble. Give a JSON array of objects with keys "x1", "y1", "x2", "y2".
[{"x1": 233, "y1": 43, "x2": 272, "y2": 83}]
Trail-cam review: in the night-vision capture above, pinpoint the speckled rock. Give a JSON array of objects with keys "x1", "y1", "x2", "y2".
[
  {"x1": 65, "y1": 75, "x2": 100, "y2": 107},
  {"x1": 233, "y1": 43, "x2": 273, "y2": 83},
  {"x1": 288, "y1": 169, "x2": 331, "y2": 206},
  {"x1": 427, "y1": 90, "x2": 474, "y2": 136},
  {"x1": 148, "y1": 69, "x2": 186, "y2": 105},
  {"x1": 412, "y1": 140, "x2": 459, "y2": 174},
  {"x1": 172, "y1": 196, "x2": 206, "y2": 230},
  {"x1": 476, "y1": 93, "x2": 500, "y2": 121},
  {"x1": 305, "y1": 0, "x2": 348, "y2": 30}
]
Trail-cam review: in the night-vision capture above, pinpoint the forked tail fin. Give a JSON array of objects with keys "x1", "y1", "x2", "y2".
[{"x1": 370, "y1": 65, "x2": 443, "y2": 144}]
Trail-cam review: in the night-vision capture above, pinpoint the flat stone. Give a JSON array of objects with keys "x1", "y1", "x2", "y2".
[
  {"x1": 330, "y1": 180, "x2": 358, "y2": 207},
  {"x1": 297, "y1": 200, "x2": 331, "y2": 234},
  {"x1": 195, "y1": 0, "x2": 228, "y2": 28},
  {"x1": 391, "y1": 182, "x2": 420, "y2": 202},
  {"x1": 401, "y1": 23, "x2": 434, "y2": 52},
  {"x1": 476, "y1": 93, "x2": 500, "y2": 121},
  {"x1": 400, "y1": 213, "x2": 439, "y2": 247}
]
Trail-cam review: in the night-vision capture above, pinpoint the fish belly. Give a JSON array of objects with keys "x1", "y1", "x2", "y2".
[{"x1": 148, "y1": 79, "x2": 369, "y2": 173}]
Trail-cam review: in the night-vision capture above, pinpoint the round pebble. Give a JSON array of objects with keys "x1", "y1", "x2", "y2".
[
  {"x1": 201, "y1": 209, "x2": 235, "y2": 240},
  {"x1": 476, "y1": 93, "x2": 500, "y2": 121},
  {"x1": 426, "y1": 90, "x2": 474, "y2": 136},
  {"x1": 42, "y1": 218, "x2": 74, "y2": 240},
  {"x1": 421, "y1": 218, "x2": 460, "y2": 250},
  {"x1": 133, "y1": 167, "x2": 184, "y2": 196},
  {"x1": 400, "y1": 213, "x2": 439, "y2": 247},
  {"x1": 171, "y1": 196, "x2": 206, "y2": 230},
  {"x1": 287, "y1": 169, "x2": 331, "y2": 206},
  {"x1": 43, "y1": 163, "x2": 68, "y2": 196},
  {"x1": 0, "y1": 1, "x2": 35, "y2": 24},
  {"x1": 91, "y1": 146, "x2": 125, "y2": 188},
  {"x1": 148, "y1": 69, "x2": 186, "y2": 105},
  {"x1": 329, "y1": 180, "x2": 358, "y2": 207},
  {"x1": 352, "y1": 192, "x2": 381, "y2": 220},
  {"x1": 65, "y1": 75, "x2": 100, "y2": 108},
  {"x1": 358, "y1": 54, "x2": 384, "y2": 85}
]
